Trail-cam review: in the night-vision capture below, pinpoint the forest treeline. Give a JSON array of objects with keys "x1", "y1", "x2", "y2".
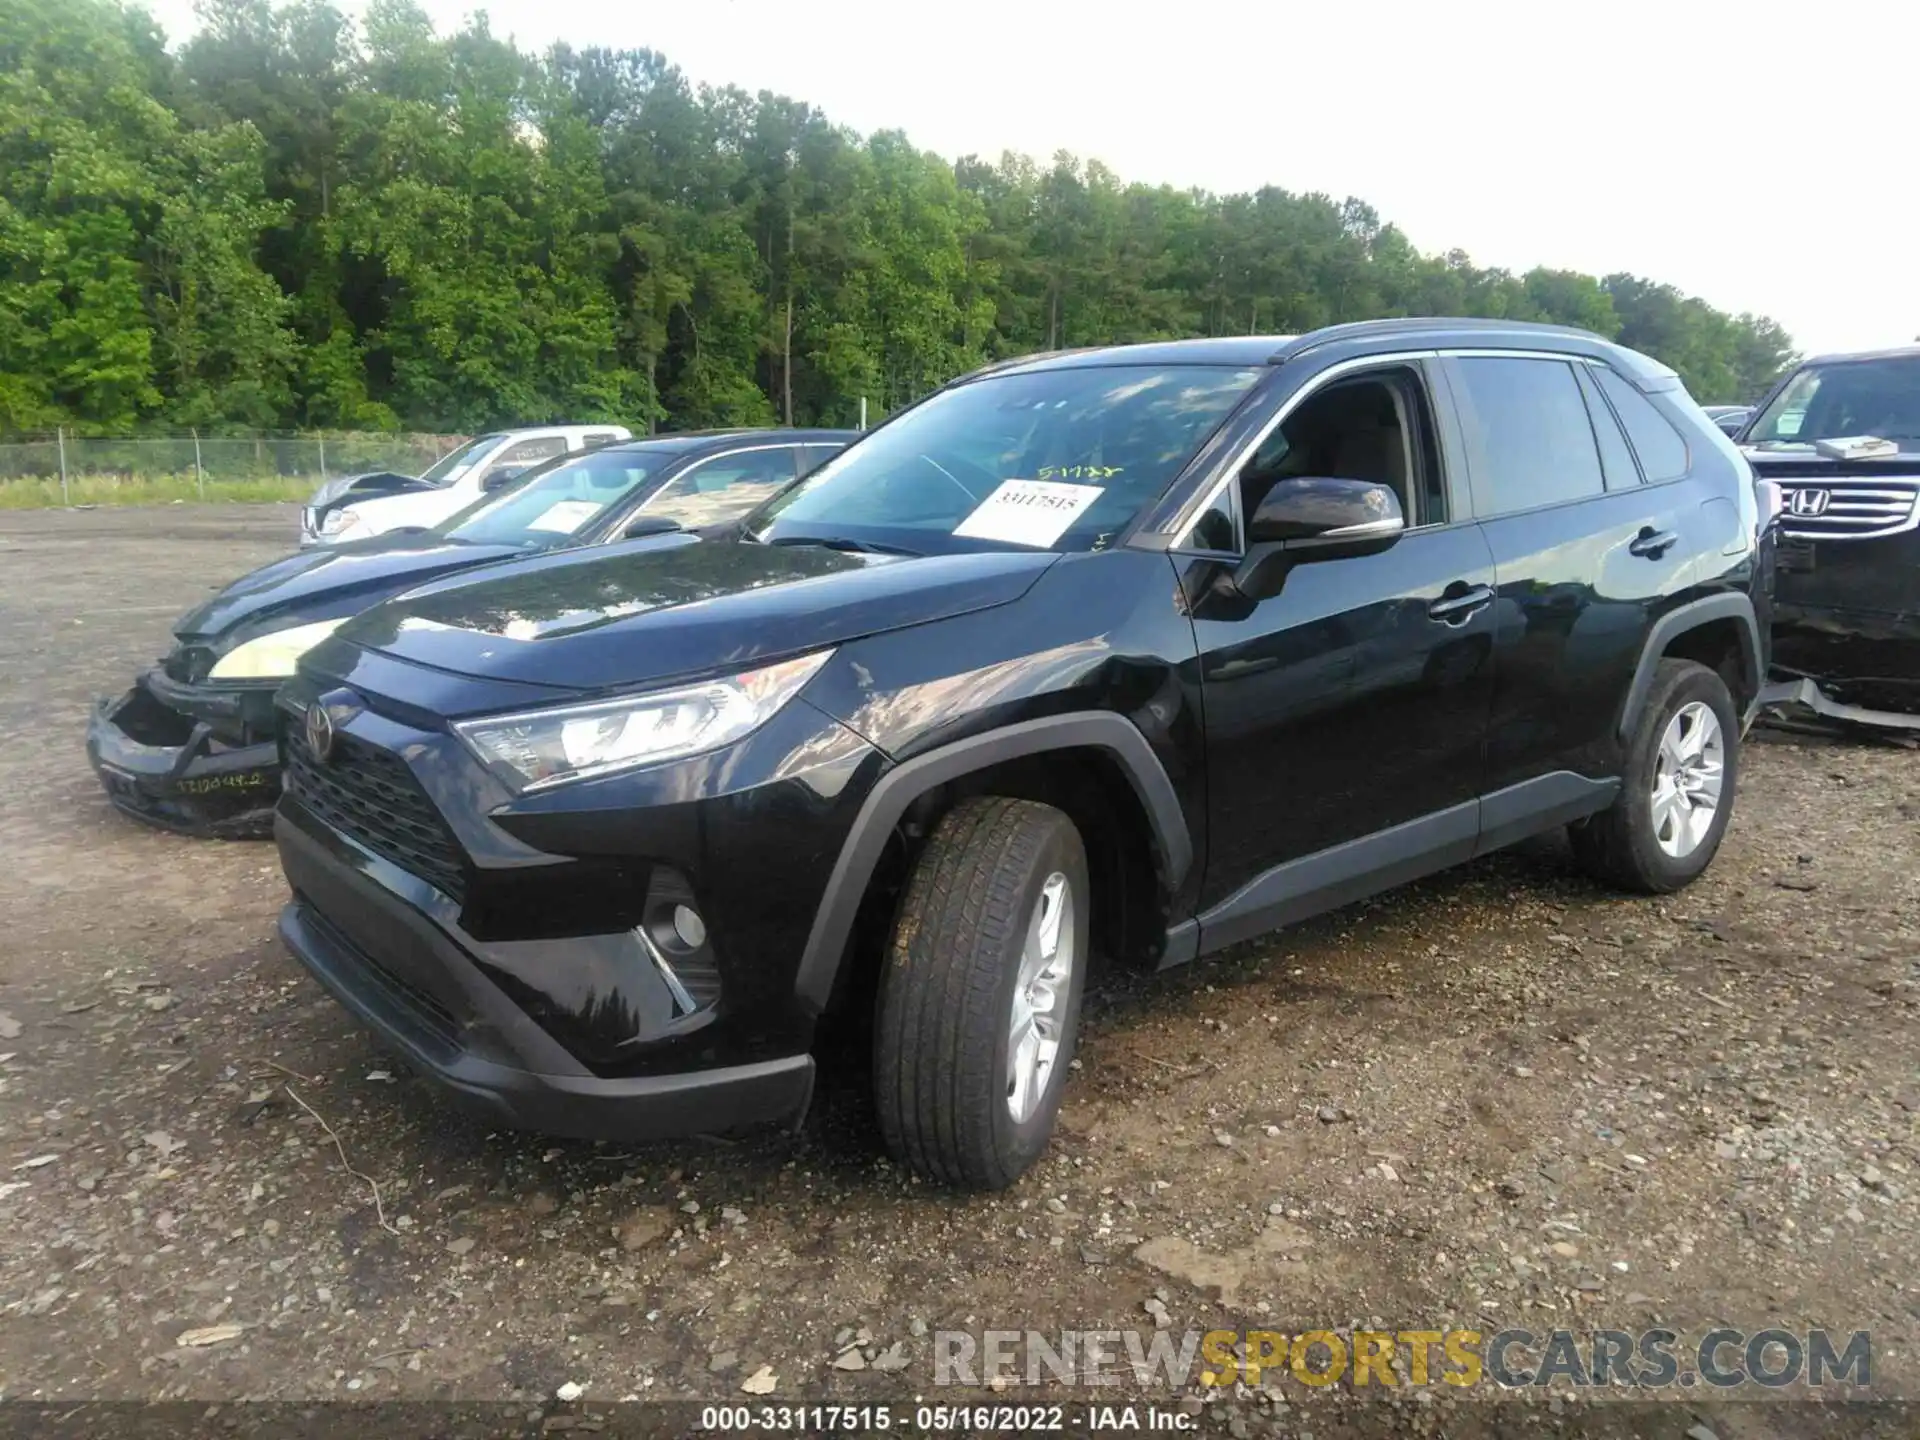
[{"x1": 0, "y1": 0, "x2": 1799, "y2": 437}]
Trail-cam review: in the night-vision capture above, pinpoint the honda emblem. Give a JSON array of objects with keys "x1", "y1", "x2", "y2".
[{"x1": 1786, "y1": 487, "x2": 1831, "y2": 518}]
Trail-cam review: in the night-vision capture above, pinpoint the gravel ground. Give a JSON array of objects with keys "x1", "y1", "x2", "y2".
[{"x1": 0, "y1": 505, "x2": 1915, "y2": 1437}]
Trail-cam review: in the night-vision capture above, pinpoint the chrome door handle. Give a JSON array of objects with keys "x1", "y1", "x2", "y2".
[
  {"x1": 1629, "y1": 528, "x2": 1679, "y2": 558},
  {"x1": 1427, "y1": 584, "x2": 1494, "y2": 625}
]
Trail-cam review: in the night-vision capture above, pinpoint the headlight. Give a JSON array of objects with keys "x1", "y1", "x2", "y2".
[
  {"x1": 207, "y1": 618, "x2": 349, "y2": 681},
  {"x1": 453, "y1": 650, "x2": 833, "y2": 791},
  {"x1": 321, "y1": 507, "x2": 363, "y2": 537}
]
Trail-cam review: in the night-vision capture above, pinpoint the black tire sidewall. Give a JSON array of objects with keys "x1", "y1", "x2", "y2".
[
  {"x1": 1622, "y1": 664, "x2": 1740, "y2": 888},
  {"x1": 983, "y1": 819, "x2": 1090, "y2": 1175}
]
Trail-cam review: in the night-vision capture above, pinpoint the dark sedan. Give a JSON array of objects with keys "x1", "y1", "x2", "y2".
[{"x1": 87, "y1": 429, "x2": 853, "y2": 836}]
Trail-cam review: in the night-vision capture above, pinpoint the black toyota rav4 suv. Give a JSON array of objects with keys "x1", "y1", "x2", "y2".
[{"x1": 274, "y1": 319, "x2": 1767, "y2": 1190}]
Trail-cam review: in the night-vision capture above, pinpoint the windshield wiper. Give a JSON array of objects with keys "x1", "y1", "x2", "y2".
[{"x1": 766, "y1": 534, "x2": 921, "y2": 558}]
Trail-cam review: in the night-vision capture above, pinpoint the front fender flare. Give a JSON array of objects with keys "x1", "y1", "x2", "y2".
[{"x1": 791, "y1": 712, "x2": 1193, "y2": 1011}]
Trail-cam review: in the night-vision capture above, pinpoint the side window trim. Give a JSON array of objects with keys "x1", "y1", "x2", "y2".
[
  {"x1": 1423, "y1": 359, "x2": 1479, "y2": 524},
  {"x1": 1571, "y1": 363, "x2": 1646, "y2": 488},
  {"x1": 1168, "y1": 353, "x2": 1457, "y2": 556}
]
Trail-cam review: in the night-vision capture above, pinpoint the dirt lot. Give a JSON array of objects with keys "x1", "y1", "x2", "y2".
[{"x1": 0, "y1": 505, "x2": 1915, "y2": 1435}]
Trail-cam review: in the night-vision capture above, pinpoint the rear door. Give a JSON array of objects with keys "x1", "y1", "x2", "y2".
[{"x1": 1439, "y1": 354, "x2": 1700, "y2": 836}]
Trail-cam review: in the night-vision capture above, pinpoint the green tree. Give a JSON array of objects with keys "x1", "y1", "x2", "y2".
[{"x1": 0, "y1": 0, "x2": 1802, "y2": 435}]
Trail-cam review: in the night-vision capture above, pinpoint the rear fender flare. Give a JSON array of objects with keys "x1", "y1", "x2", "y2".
[
  {"x1": 792, "y1": 713, "x2": 1192, "y2": 1010},
  {"x1": 1618, "y1": 593, "x2": 1763, "y2": 743}
]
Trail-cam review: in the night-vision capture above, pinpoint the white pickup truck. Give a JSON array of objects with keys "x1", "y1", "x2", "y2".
[{"x1": 300, "y1": 424, "x2": 632, "y2": 546}]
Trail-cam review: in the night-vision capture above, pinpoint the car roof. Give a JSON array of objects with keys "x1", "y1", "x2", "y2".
[
  {"x1": 1795, "y1": 344, "x2": 1920, "y2": 366},
  {"x1": 960, "y1": 318, "x2": 1681, "y2": 393},
  {"x1": 597, "y1": 428, "x2": 859, "y2": 460},
  {"x1": 494, "y1": 424, "x2": 630, "y2": 437}
]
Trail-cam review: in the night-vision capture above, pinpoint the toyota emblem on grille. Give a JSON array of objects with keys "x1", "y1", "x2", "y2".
[
  {"x1": 1787, "y1": 487, "x2": 1832, "y2": 518},
  {"x1": 305, "y1": 701, "x2": 336, "y2": 763}
]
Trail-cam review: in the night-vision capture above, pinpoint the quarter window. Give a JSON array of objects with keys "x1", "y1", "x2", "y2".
[
  {"x1": 1574, "y1": 366, "x2": 1642, "y2": 490},
  {"x1": 1449, "y1": 358, "x2": 1605, "y2": 515},
  {"x1": 1591, "y1": 367, "x2": 1690, "y2": 482}
]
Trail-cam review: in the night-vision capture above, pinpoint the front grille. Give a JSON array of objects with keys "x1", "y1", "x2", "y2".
[
  {"x1": 284, "y1": 724, "x2": 469, "y2": 902},
  {"x1": 1779, "y1": 478, "x2": 1920, "y2": 540}
]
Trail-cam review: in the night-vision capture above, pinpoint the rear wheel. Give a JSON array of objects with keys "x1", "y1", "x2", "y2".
[
  {"x1": 873, "y1": 797, "x2": 1089, "y2": 1190},
  {"x1": 1569, "y1": 658, "x2": 1739, "y2": 893}
]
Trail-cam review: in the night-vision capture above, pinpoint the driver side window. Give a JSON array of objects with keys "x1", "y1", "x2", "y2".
[
  {"x1": 1187, "y1": 367, "x2": 1444, "y2": 553},
  {"x1": 642, "y1": 447, "x2": 801, "y2": 528}
]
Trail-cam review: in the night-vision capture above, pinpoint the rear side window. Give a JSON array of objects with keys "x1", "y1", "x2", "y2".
[
  {"x1": 1448, "y1": 357, "x2": 1605, "y2": 516},
  {"x1": 492, "y1": 437, "x2": 569, "y2": 468},
  {"x1": 1573, "y1": 366, "x2": 1642, "y2": 490},
  {"x1": 1591, "y1": 367, "x2": 1690, "y2": 482}
]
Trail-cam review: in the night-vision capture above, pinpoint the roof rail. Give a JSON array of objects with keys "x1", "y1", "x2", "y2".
[{"x1": 1272, "y1": 316, "x2": 1604, "y2": 363}]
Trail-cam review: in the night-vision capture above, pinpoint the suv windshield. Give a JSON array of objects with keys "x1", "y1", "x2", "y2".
[
  {"x1": 419, "y1": 434, "x2": 502, "y2": 486},
  {"x1": 1746, "y1": 356, "x2": 1920, "y2": 446},
  {"x1": 436, "y1": 449, "x2": 660, "y2": 547},
  {"x1": 750, "y1": 364, "x2": 1262, "y2": 555}
]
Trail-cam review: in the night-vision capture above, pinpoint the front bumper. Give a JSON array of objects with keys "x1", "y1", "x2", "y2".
[
  {"x1": 275, "y1": 810, "x2": 816, "y2": 1140},
  {"x1": 1769, "y1": 526, "x2": 1920, "y2": 713},
  {"x1": 86, "y1": 676, "x2": 281, "y2": 838},
  {"x1": 1755, "y1": 676, "x2": 1920, "y2": 735}
]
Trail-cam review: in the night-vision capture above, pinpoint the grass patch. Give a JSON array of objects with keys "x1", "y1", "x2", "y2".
[{"x1": 0, "y1": 473, "x2": 312, "y2": 508}]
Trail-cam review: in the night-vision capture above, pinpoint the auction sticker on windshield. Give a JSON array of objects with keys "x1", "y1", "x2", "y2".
[
  {"x1": 953, "y1": 479, "x2": 1103, "y2": 548},
  {"x1": 527, "y1": 500, "x2": 603, "y2": 534}
]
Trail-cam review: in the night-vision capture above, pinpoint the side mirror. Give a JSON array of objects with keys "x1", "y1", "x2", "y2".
[
  {"x1": 481, "y1": 466, "x2": 527, "y2": 492},
  {"x1": 622, "y1": 514, "x2": 684, "y2": 541},
  {"x1": 1232, "y1": 477, "x2": 1404, "y2": 601},
  {"x1": 1248, "y1": 476, "x2": 1403, "y2": 551}
]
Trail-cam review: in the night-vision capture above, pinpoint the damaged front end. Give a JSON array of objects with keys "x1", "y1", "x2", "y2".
[
  {"x1": 86, "y1": 658, "x2": 283, "y2": 839},
  {"x1": 1755, "y1": 457, "x2": 1920, "y2": 735}
]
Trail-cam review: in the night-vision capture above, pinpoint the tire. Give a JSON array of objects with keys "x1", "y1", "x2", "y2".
[
  {"x1": 1569, "y1": 658, "x2": 1740, "y2": 894},
  {"x1": 873, "y1": 796, "x2": 1090, "y2": 1190}
]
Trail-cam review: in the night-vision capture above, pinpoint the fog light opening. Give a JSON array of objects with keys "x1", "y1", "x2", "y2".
[{"x1": 671, "y1": 903, "x2": 707, "y2": 950}]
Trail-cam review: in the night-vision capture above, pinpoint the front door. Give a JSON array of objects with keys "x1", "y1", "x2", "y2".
[{"x1": 1182, "y1": 361, "x2": 1498, "y2": 948}]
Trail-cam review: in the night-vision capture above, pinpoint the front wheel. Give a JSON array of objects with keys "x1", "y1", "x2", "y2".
[
  {"x1": 1569, "y1": 658, "x2": 1740, "y2": 893},
  {"x1": 872, "y1": 797, "x2": 1090, "y2": 1190}
]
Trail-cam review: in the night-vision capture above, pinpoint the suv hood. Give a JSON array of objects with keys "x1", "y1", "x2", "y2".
[
  {"x1": 307, "y1": 470, "x2": 431, "y2": 507},
  {"x1": 1745, "y1": 445, "x2": 1920, "y2": 478},
  {"x1": 178, "y1": 535, "x2": 525, "y2": 642},
  {"x1": 339, "y1": 536, "x2": 1058, "y2": 693}
]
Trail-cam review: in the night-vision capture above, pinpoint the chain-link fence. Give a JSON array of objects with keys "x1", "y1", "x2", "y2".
[{"x1": 0, "y1": 432, "x2": 469, "y2": 508}]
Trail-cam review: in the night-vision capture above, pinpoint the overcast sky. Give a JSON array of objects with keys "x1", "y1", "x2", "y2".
[{"x1": 139, "y1": 0, "x2": 1916, "y2": 358}]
